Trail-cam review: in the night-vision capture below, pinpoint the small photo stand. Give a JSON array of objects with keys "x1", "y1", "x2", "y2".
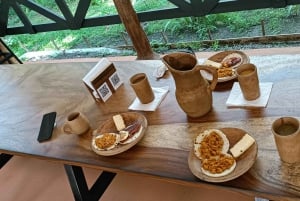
[{"x1": 82, "y1": 58, "x2": 123, "y2": 102}]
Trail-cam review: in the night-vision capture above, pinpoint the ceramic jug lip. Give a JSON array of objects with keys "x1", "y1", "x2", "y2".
[
  {"x1": 163, "y1": 52, "x2": 195, "y2": 57},
  {"x1": 162, "y1": 52, "x2": 197, "y2": 72}
]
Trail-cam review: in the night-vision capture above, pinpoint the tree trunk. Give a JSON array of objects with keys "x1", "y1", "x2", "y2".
[{"x1": 113, "y1": 0, "x2": 159, "y2": 60}]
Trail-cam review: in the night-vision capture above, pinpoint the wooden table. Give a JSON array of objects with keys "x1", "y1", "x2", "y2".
[{"x1": 0, "y1": 55, "x2": 300, "y2": 201}]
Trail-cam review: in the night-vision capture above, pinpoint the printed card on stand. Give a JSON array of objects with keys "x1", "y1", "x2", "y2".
[{"x1": 82, "y1": 58, "x2": 123, "y2": 102}]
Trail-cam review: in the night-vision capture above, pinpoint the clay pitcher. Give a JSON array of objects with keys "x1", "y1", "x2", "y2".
[{"x1": 162, "y1": 52, "x2": 218, "y2": 118}]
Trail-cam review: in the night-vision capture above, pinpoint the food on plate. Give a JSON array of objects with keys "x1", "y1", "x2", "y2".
[
  {"x1": 113, "y1": 114, "x2": 126, "y2": 131},
  {"x1": 204, "y1": 59, "x2": 222, "y2": 68},
  {"x1": 217, "y1": 67, "x2": 234, "y2": 78},
  {"x1": 93, "y1": 133, "x2": 120, "y2": 151},
  {"x1": 203, "y1": 60, "x2": 234, "y2": 78},
  {"x1": 221, "y1": 53, "x2": 242, "y2": 68},
  {"x1": 93, "y1": 114, "x2": 143, "y2": 151},
  {"x1": 201, "y1": 153, "x2": 236, "y2": 177},
  {"x1": 194, "y1": 129, "x2": 236, "y2": 177},
  {"x1": 230, "y1": 133, "x2": 255, "y2": 158},
  {"x1": 204, "y1": 53, "x2": 242, "y2": 79},
  {"x1": 194, "y1": 129, "x2": 230, "y2": 160},
  {"x1": 222, "y1": 57, "x2": 241, "y2": 68},
  {"x1": 124, "y1": 121, "x2": 142, "y2": 135},
  {"x1": 118, "y1": 120, "x2": 142, "y2": 144},
  {"x1": 91, "y1": 113, "x2": 147, "y2": 156},
  {"x1": 119, "y1": 130, "x2": 129, "y2": 142},
  {"x1": 120, "y1": 123, "x2": 142, "y2": 144}
]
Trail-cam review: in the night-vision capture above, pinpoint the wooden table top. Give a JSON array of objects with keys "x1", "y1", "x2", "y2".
[{"x1": 0, "y1": 54, "x2": 300, "y2": 200}]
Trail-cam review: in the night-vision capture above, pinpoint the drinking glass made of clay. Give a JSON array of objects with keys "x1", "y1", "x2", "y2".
[
  {"x1": 236, "y1": 63, "x2": 260, "y2": 100},
  {"x1": 271, "y1": 117, "x2": 300, "y2": 163},
  {"x1": 130, "y1": 73, "x2": 155, "y2": 104},
  {"x1": 63, "y1": 112, "x2": 90, "y2": 135}
]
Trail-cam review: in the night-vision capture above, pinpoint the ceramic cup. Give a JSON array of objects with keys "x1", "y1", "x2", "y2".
[
  {"x1": 271, "y1": 117, "x2": 300, "y2": 163},
  {"x1": 130, "y1": 73, "x2": 155, "y2": 104},
  {"x1": 63, "y1": 112, "x2": 90, "y2": 135},
  {"x1": 236, "y1": 63, "x2": 260, "y2": 100}
]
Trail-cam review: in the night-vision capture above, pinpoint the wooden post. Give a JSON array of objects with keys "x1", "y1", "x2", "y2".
[
  {"x1": 261, "y1": 20, "x2": 266, "y2": 36},
  {"x1": 113, "y1": 0, "x2": 159, "y2": 60}
]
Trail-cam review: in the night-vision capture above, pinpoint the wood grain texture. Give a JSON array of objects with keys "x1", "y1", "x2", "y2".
[{"x1": 1, "y1": 54, "x2": 300, "y2": 199}]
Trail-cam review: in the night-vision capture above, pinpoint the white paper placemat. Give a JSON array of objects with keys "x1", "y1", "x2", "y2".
[
  {"x1": 128, "y1": 86, "x2": 169, "y2": 111},
  {"x1": 226, "y1": 82, "x2": 273, "y2": 107}
]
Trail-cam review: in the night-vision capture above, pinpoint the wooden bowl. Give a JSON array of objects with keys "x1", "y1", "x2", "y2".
[
  {"x1": 91, "y1": 112, "x2": 148, "y2": 156},
  {"x1": 202, "y1": 50, "x2": 250, "y2": 82},
  {"x1": 207, "y1": 50, "x2": 250, "y2": 66},
  {"x1": 188, "y1": 127, "x2": 258, "y2": 182}
]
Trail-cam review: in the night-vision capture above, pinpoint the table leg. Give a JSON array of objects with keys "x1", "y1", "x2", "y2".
[
  {"x1": 64, "y1": 165, "x2": 116, "y2": 201},
  {"x1": 0, "y1": 153, "x2": 13, "y2": 169}
]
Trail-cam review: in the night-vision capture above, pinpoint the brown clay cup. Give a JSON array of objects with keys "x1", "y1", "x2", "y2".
[
  {"x1": 236, "y1": 63, "x2": 260, "y2": 100},
  {"x1": 271, "y1": 117, "x2": 300, "y2": 163},
  {"x1": 63, "y1": 112, "x2": 90, "y2": 135},
  {"x1": 130, "y1": 73, "x2": 155, "y2": 104}
]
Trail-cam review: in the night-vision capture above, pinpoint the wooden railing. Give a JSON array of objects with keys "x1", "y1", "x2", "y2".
[
  {"x1": 1, "y1": 0, "x2": 300, "y2": 59},
  {"x1": 0, "y1": 38, "x2": 22, "y2": 64}
]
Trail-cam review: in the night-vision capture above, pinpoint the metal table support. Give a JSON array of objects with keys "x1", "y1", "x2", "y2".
[
  {"x1": 64, "y1": 165, "x2": 116, "y2": 201},
  {"x1": 0, "y1": 153, "x2": 13, "y2": 169}
]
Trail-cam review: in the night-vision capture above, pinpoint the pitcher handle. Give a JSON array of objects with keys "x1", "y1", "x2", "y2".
[{"x1": 195, "y1": 65, "x2": 218, "y2": 90}]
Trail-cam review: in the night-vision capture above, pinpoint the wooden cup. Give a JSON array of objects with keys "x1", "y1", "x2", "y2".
[
  {"x1": 63, "y1": 112, "x2": 90, "y2": 135},
  {"x1": 130, "y1": 73, "x2": 154, "y2": 104},
  {"x1": 271, "y1": 117, "x2": 300, "y2": 163},
  {"x1": 236, "y1": 63, "x2": 260, "y2": 100}
]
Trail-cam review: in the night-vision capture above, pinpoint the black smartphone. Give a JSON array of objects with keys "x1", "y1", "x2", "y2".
[{"x1": 37, "y1": 112, "x2": 57, "y2": 142}]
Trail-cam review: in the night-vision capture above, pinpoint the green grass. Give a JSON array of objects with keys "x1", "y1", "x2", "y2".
[{"x1": 3, "y1": 2, "x2": 300, "y2": 57}]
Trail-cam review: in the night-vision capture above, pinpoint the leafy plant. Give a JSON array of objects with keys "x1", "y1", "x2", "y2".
[
  {"x1": 287, "y1": 5, "x2": 300, "y2": 16},
  {"x1": 211, "y1": 40, "x2": 220, "y2": 51},
  {"x1": 3, "y1": 3, "x2": 299, "y2": 58}
]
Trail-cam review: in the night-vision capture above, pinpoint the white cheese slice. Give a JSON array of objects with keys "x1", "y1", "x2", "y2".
[
  {"x1": 230, "y1": 133, "x2": 255, "y2": 158},
  {"x1": 113, "y1": 114, "x2": 126, "y2": 131},
  {"x1": 204, "y1": 59, "x2": 222, "y2": 68}
]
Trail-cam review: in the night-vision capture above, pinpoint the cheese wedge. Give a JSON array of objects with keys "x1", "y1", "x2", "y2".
[
  {"x1": 204, "y1": 59, "x2": 222, "y2": 68},
  {"x1": 113, "y1": 114, "x2": 126, "y2": 131},
  {"x1": 230, "y1": 133, "x2": 255, "y2": 158}
]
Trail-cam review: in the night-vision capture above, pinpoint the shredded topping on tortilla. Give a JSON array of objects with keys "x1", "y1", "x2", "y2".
[
  {"x1": 95, "y1": 133, "x2": 117, "y2": 149},
  {"x1": 202, "y1": 153, "x2": 235, "y2": 174},
  {"x1": 196, "y1": 130, "x2": 235, "y2": 175},
  {"x1": 217, "y1": 67, "x2": 233, "y2": 78},
  {"x1": 199, "y1": 131, "x2": 224, "y2": 159}
]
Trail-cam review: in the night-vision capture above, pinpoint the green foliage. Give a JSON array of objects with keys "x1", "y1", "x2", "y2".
[
  {"x1": 133, "y1": 0, "x2": 174, "y2": 11},
  {"x1": 3, "y1": 2, "x2": 298, "y2": 57},
  {"x1": 211, "y1": 40, "x2": 220, "y2": 51},
  {"x1": 287, "y1": 5, "x2": 300, "y2": 16}
]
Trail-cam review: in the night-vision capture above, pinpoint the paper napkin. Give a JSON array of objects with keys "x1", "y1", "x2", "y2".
[
  {"x1": 128, "y1": 86, "x2": 169, "y2": 111},
  {"x1": 226, "y1": 82, "x2": 273, "y2": 107}
]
